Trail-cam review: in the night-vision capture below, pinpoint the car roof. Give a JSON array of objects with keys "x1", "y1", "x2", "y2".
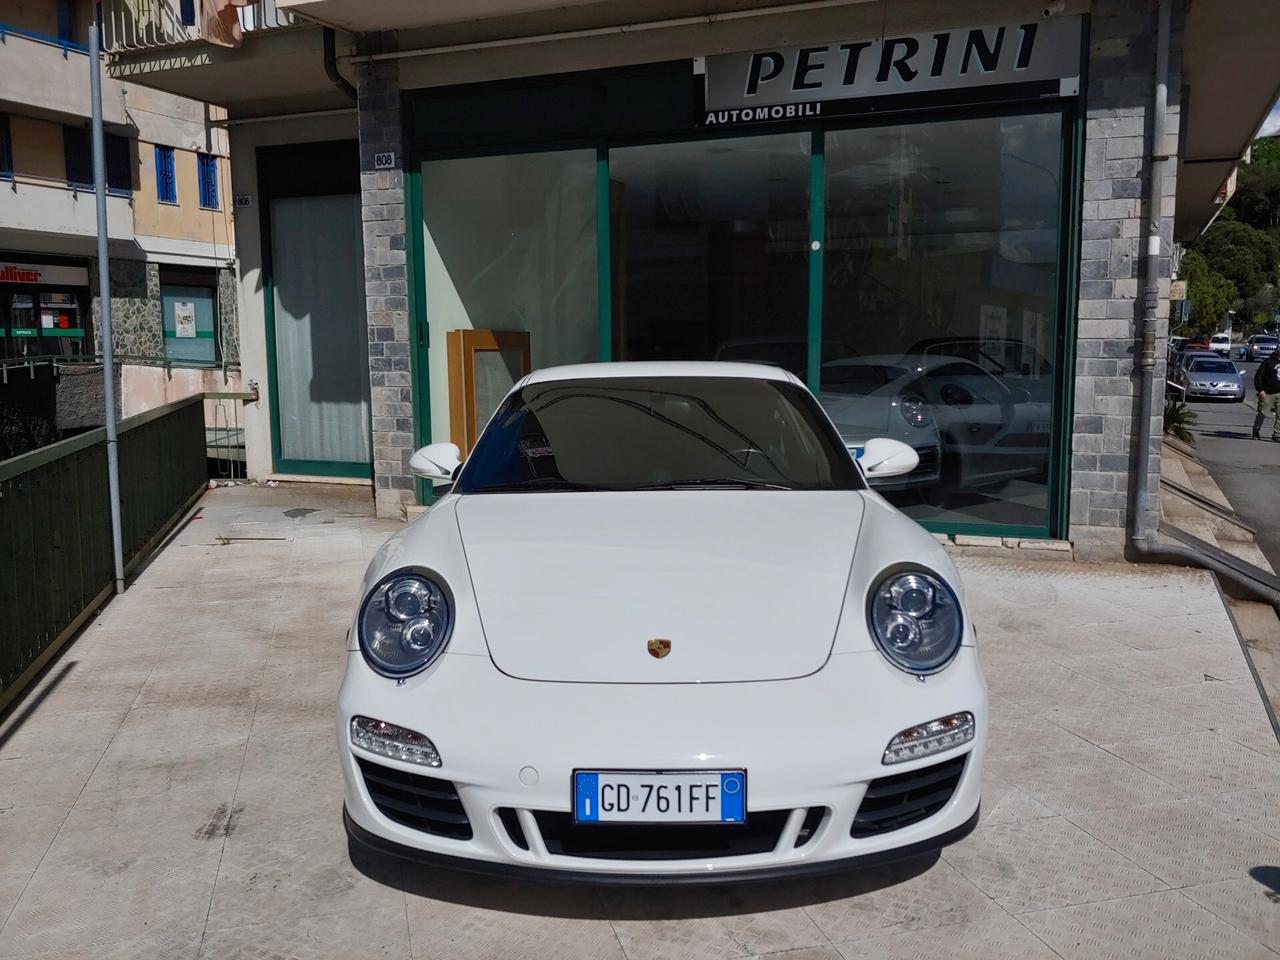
[{"x1": 523, "y1": 361, "x2": 800, "y2": 386}]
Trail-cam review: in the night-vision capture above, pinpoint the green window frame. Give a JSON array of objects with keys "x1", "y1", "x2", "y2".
[{"x1": 404, "y1": 67, "x2": 1082, "y2": 538}]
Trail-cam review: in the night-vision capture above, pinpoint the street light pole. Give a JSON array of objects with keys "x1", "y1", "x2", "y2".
[{"x1": 89, "y1": 13, "x2": 126, "y2": 595}]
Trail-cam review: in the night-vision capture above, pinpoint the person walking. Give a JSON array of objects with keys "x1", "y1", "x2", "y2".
[{"x1": 1253, "y1": 350, "x2": 1280, "y2": 440}]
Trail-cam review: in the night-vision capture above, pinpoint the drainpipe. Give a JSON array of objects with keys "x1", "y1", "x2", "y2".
[
  {"x1": 324, "y1": 28, "x2": 356, "y2": 101},
  {"x1": 1126, "y1": 0, "x2": 1280, "y2": 605}
]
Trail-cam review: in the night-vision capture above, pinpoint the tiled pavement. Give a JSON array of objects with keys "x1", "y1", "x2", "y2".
[{"x1": 1, "y1": 485, "x2": 1278, "y2": 959}]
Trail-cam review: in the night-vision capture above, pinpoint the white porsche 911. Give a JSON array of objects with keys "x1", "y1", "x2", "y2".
[{"x1": 339, "y1": 362, "x2": 987, "y2": 882}]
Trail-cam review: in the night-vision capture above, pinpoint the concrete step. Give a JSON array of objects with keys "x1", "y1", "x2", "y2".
[
  {"x1": 1159, "y1": 453, "x2": 1193, "y2": 489},
  {"x1": 1217, "y1": 538, "x2": 1275, "y2": 572},
  {"x1": 1223, "y1": 598, "x2": 1280, "y2": 736}
]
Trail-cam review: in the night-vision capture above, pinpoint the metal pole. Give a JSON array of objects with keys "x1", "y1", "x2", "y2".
[
  {"x1": 1130, "y1": 0, "x2": 1170, "y2": 548},
  {"x1": 90, "y1": 15, "x2": 126, "y2": 594}
]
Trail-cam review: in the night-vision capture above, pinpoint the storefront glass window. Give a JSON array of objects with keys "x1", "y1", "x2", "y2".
[
  {"x1": 820, "y1": 112, "x2": 1062, "y2": 530},
  {"x1": 422, "y1": 149, "x2": 598, "y2": 448},
  {"x1": 162, "y1": 284, "x2": 217, "y2": 365},
  {"x1": 609, "y1": 133, "x2": 810, "y2": 372},
  {"x1": 270, "y1": 193, "x2": 372, "y2": 468}
]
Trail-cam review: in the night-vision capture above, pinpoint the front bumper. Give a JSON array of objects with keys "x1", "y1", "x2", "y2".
[
  {"x1": 338, "y1": 647, "x2": 987, "y2": 880},
  {"x1": 1185, "y1": 384, "x2": 1245, "y2": 401},
  {"x1": 344, "y1": 804, "x2": 980, "y2": 884}
]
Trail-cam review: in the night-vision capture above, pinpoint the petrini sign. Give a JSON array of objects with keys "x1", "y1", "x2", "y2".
[
  {"x1": 0, "y1": 262, "x2": 90, "y2": 286},
  {"x1": 702, "y1": 16, "x2": 1082, "y2": 126}
]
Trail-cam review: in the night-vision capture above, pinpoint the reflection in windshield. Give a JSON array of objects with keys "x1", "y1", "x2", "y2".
[{"x1": 455, "y1": 377, "x2": 864, "y2": 494}]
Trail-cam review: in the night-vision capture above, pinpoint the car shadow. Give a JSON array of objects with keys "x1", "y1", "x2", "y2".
[
  {"x1": 1250, "y1": 865, "x2": 1280, "y2": 903},
  {"x1": 349, "y1": 837, "x2": 939, "y2": 918}
]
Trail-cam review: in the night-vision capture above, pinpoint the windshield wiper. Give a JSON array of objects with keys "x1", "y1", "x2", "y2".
[
  {"x1": 471, "y1": 478, "x2": 605, "y2": 493},
  {"x1": 631, "y1": 477, "x2": 794, "y2": 491}
]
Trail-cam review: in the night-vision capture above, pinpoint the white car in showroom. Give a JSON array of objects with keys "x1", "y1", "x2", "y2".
[{"x1": 339, "y1": 362, "x2": 987, "y2": 882}]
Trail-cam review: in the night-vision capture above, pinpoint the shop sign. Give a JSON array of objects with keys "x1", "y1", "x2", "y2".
[
  {"x1": 703, "y1": 16, "x2": 1082, "y2": 126},
  {"x1": 0, "y1": 261, "x2": 90, "y2": 286}
]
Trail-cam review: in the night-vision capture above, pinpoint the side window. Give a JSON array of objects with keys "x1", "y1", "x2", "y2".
[
  {"x1": 63, "y1": 127, "x2": 132, "y2": 194},
  {"x1": 161, "y1": 273, "x2": 219, "y2": 366},
  {"x1": 63, "y1": 125, "x2": 91, "y2": 187},
  {"x1": 0, "y1": 114, "x2": 12, "y2": 180},
  {"x1": 56, "y1": 0, "x2": 74, "y2": 42},
  {"x1": 155, "y1": 146, "x2": 176, "y2": 203},
  {"x1": 197, "y1": 153, "x2": 219, "y2": 209},
  {"x1": 105, "y1": 135, "x2": 132, "y2": 195}
]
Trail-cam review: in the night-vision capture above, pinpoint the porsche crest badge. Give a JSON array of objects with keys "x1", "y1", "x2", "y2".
[{"x1": 647, "y1": 638, "x2": 672, "y2": 659}]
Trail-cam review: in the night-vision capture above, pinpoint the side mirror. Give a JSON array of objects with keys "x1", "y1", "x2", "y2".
[
  {"x1": 859, "y1": 437, "x2": 919, "y2": 480},
  {"x1": 409, "y1": 442, "x2": 462, "y2": 483}
]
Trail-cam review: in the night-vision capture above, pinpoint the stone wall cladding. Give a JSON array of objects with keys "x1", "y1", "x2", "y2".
[
  {"x1": 1070, "y1": 0, "x2": 1182, "y2": 560},
  {"x1": 357, "y1": 56, "x2": 414, "y2": 519},
  {"x1": 217, "y1": 265, "x2": 240, "y2": 365},
  {"x1": 90, "y1": 259, "x2": 162, "y2": 358}
]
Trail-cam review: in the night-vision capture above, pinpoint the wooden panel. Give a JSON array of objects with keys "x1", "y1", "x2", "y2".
[{"x1": 445, "y1": 329, "x2": 532, "y2": 455}]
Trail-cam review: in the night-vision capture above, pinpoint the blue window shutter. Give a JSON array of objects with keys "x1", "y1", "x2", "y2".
[
  {"x1": 154, "y1": 146, "x2": 175, "y2": 203},
  {"x1": 198, "y1": 153, "x2": 218, "y2": 209}
]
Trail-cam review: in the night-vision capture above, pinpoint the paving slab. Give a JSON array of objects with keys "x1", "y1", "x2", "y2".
[{"x1": 0, "y1": 489, "x2": 1278, "y2": 958}]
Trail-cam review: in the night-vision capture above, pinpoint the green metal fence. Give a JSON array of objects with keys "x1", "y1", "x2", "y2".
[{"x1": 0, "y1": 395, "x2": 208, "y2": 711}]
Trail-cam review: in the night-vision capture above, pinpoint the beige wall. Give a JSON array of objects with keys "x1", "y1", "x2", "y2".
[
  {"x1": 133, "y1": 145, "x2": 233, "y2": 246},
  {"x1": 0, "y1": 0, "x2": 94, "y2": 42},
  {"x1": 9, "y1": 116, "x2": 64, "y2": 180},
  {"x1": 121, "y1": 364, "x2": 243, "y2": 418}
]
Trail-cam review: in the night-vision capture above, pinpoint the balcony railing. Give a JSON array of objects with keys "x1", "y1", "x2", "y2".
[{"x1": 102, "y1": 0, "x2": 294, "y2": 54}]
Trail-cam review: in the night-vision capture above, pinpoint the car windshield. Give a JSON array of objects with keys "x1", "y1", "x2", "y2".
[
  {"x1": 1190, "y1": 360, "x2": 1235, "y2": 373},
  {"x1": 455, "y1": 376, "x2": 864, "y2": 493},
  {"x1": 1256, "y1": 337, "x2": 1278, "y2": 345}
]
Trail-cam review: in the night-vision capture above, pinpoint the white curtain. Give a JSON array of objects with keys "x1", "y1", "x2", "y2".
[{"x1": 270, "y1": 194, "x2": 371, "y2": 466}]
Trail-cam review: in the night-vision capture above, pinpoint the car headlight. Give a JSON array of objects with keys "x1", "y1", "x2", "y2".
[
  {"x1": 358, "y1": 569, "x2": 453, "y2": 677},
  {"x1": 898, "y1": 394, "x2": 932, "y2": 428},
  {"x1": 867, "y1": 568, "x2": 963, "y2": 674}
]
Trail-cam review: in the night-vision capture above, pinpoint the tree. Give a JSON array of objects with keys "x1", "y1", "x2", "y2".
[
  {"x1": 1231, "y1": 162, "x2": 1280, "y2": 237},
  {"x1": 1177, "y1": 249, "x2": 1237, "y2": 336},
  {"x1": 1192, "y1": 218, "x2": 1280, "y2": 301}
]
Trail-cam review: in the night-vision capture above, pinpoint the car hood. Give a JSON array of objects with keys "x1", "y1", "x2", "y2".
[{"x1": 454, "y1": 491, "x2": 864, "y2": 683}]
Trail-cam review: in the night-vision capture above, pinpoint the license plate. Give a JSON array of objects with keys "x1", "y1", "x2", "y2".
[{"x1": 573, "y1": 770, "x2": 746, "y2": 824}]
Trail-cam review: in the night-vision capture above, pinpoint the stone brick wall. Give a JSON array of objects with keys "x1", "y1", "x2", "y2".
[
  {"x1": 1070, "y1": 0, "x2": 1181, "y2": 559},
  {"x1": 357, "y1": 56, "x2": 415, "y2": 519},
  {"x1": 90, "y1": 259, "x2": 162, "y2": 358},
  {"x1": 217, "y1": 265, "x2": 240, "y2": 365}
]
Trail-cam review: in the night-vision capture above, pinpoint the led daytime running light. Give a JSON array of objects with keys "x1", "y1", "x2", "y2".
[
  {"x1": 882, "y1": 711, "x2": 975, "y2": 765},
  {"x1": 350, "y1": 716, "x2": 442, "y2": 768}
]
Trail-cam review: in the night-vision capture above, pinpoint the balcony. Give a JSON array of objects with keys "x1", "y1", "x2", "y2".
[
  {"x1": 101, "y1": 0, "x2": 352, "y2": 118},
  {"x1": 0, "y1": 23, "x2": 129, "y2": 127},
  {"x1": 103, "y1": 0, "x2": 294, "y2": 53},
  {"x1": 0, "y1": 175, "x2": 135, "y2": 257}
]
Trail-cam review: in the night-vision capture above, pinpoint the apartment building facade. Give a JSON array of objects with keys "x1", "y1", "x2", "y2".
[
  {"x1": 100, "y1": 0, "x2": 1280, "y2": 558},
  {"x1": 0, "y1": 0, "x2": 238, "y2": 419}
]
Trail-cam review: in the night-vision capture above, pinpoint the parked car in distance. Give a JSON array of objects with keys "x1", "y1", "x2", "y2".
[
  {"x1": 1183, "y1": 339, "x2": 1210, "y2": 352},
  {"x1": 1173, "y1": 357, "x2": 1245, "y2": 402},
  {"x1": 340, "y1": 362, "x2": 986, "y2": 882},
  {"x1": 1169, "y1": 335, "x2": 1188, "y2": 353},
  {"x1": 1248, "y1": 335, "x2": 1279, "y2": 362},
  {"x1": 1210, "y1": 333, "x2": 1232, "y2": 357},
  {"x1": 1176, "y1": 349, "x2": 1221, "y2": 370}
]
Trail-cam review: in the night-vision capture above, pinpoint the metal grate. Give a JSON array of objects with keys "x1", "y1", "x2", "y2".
[
  {"x1": 529, "y1": 810, "x2": 791, "y2": 860},
  {"x1": 357, "y1": 757, "x2": 472, "y2": 840},
  {"x1": 851, "y1": 755, "x2": 966, "y2": 839}
]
